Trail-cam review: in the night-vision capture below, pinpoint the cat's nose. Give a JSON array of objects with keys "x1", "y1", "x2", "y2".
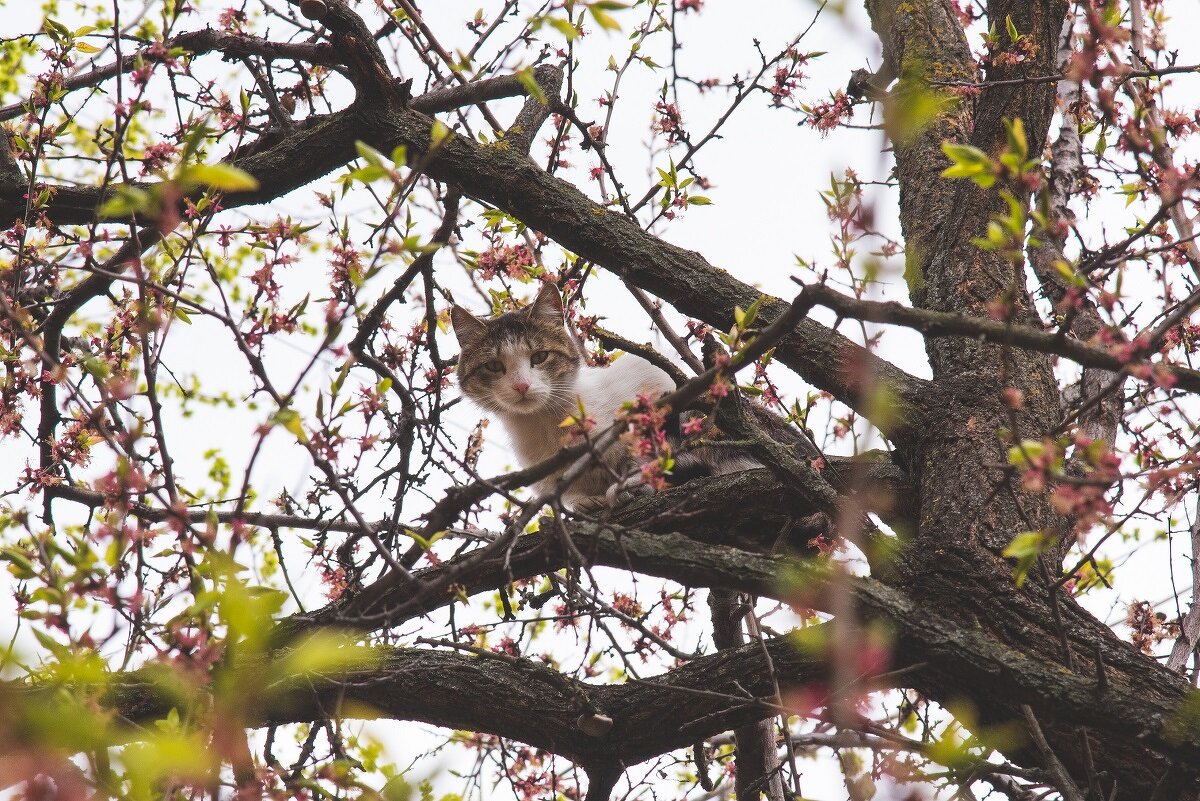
[{"x1": 512, "y1": 380, "x2": 530, "y2": 396}]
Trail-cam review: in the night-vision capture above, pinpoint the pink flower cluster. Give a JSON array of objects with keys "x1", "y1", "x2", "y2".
[
  {"x1": 477, "y1": 243, "x2": 536, "y2": 280},
  {"x1": 623, "y1": 393, "x2": 672, "y2": 491},
  {"x1": 807, "y1": 91, "x2": 853, "y2": 136}
]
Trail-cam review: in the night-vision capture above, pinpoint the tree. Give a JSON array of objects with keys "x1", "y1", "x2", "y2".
[{"x1": 2, "y1": 0, "x2": 1200, "y2": 798}]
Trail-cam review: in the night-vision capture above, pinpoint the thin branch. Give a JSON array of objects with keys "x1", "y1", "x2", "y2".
[
  {"x1": 928, "y1": 62, "x2": 1200, "y2": 90},
  {"x1": 796, "y1": 281, "x2": 1200, "y2": 395},
  {"x1": 1020, "y1": 705, "x2": 1087, "y2": 801},
  {"x1": 1167, "y1": 496, "x2": 1200, "y2": 673}
]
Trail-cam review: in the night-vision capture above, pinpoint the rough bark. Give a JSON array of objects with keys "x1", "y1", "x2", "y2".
[{"x1": 858, "y1": 2, "x2": 1194, "y2": 798}]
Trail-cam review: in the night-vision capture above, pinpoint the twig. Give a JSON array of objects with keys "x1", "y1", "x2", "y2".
[
  {"x1": 928, "y1": 62, "x2": 1200, "y2": 90},
  {"x1": 1020, "y1": 705, "x2": 1086, "y2": 801}
]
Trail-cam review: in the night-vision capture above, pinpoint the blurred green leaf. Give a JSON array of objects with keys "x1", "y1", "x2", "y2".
[
  {"x1": 98, "y1": 186, "x2": 152, "y2": 218},
  {"x1": 182, "y1": 163, "x2": 260, "y2": 192},
  {"x1": 1003, "y1": 530, "x2": 1055, "y2": 587},
  {"x1": 270, "y1": 408, "x2": 307, "y2": 442},
  {"x1": 123, "y1": 731, "x2": 218, "y2": 800},
  {"x1": 268, "y1": 630, "x2": 380, "y2": 688},
  {"x1": 515, "y1": 67, "x2": 547, "y2": 106}
]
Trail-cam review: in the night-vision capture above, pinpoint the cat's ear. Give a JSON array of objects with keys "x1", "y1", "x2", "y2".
[
  {"x1": 450, "y1": 305, "x2": 488, "y2": 346},
  {"x1": 527, "y1": 283, "x2": 564, "y2": 321}
]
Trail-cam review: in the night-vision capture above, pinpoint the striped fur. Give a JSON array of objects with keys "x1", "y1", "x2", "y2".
[{"x1": 451, "y1": 284, "x2": 674, "y2": 508}]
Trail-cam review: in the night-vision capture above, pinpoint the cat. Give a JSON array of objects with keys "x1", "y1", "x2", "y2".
[
  {"x1": 451, "y1": 283, "x2": 821, "y2": 510},
  {"x1": 451, "y1": 283, "x2": 675, "y2": 509}
]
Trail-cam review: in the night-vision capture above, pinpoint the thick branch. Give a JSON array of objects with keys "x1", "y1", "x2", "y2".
[
  {"x1": 278, "y1": 464, "x2": 908, "y2": 638},
  {"x1": 358, "y1": 107, "x2": 929, "y2": 441},
  {"x1": 499, "y1": 65, "x2": 564, "y2": 154},
  {"x1": 15, "y1": 517, "x2": 1197, "y2": 789},
  {"x1": 1, "y1": 60, "x2": 928, "y2": 442},
  {"x1": 31, "y1": 633, "x2": 832, "y2": 772},
  {"x1": 0, "y1": 31, "x2": 345, "y2": 123}
]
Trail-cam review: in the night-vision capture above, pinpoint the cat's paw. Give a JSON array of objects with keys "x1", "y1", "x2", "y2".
[
  {"x1": 604, "y1": 474, "x2": 654, "y2": 506},
  {"x1": 567, "y1": 494, "x2": 612, "y2": 514}
]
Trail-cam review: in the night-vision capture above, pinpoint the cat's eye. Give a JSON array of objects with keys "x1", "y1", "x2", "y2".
[
  {"x1": 484, "y1": 360, "x2": 505, "y2": 373},
  {"x1": 530, "y1": 350, "x2": 550, "y2": 366}
]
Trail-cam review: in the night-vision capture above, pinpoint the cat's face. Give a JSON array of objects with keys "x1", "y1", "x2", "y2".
[{"x1": 451, "y1": 284, "x2": 582, "y2": 416}]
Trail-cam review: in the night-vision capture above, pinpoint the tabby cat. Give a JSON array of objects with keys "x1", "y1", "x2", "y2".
[
  {"x1": 451, "y1": 283, "x2": 677, "y2": 509},
  {"x1": 451, "y1": 284, "x2": 817, "y2": 509}
]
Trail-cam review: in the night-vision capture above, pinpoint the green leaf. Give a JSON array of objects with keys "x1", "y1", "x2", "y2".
[
  {"x1": 516, "y1": 67, "x2": 548, "y2": 106},
  {"x1": 80, "y1": 355, "x2": 112, "y2": 379},
  {"x1": 348, "y1": 165, "x2": 388, "y2": 184},
  {"x1": 331, "y1": 360, "x2": 353, "y2": 394},
  {"x1": 941, "y1": 141, "x2": 999, "y2": 188},
  {"x1": 1003, "y1": 531, "x2": 1048, "y2": 558},
  {"x1": 155, "y1": 707, "x2": 183, "y2": 734},
  {"x1": 1007, "y1": 439, "x2": 1044, "y2": 467},
  {"x1": 32, "y1": 627, "x2": 72, "y2": 661},
  {"x1": 1053, "y1": 259, "x2": 1086, "y2": 288},
  {"x1": 589, "y1": 6, "x2": 622, "y2": 31},
  {"x1": 179, "y1": 117, "x2": 214, "y2": 165},
  {"x1": 1005, "y1": 14, "x2": 1020, "y2": 44},
  {"x1": 218, "y1": 581, "x2": 288, "y2": 646},
  {"x1": 925, "y1": 723, "x2": 977, "y2": 770},
  {"x1": 123, "y1": 732, "x2": 218, "y2": 796},
  {"x1": 270, "y1": 408, "x2": 306, "y2": 441},
  {"x1": 1003, "y1": 117, "x2": 1028, "y2": 160},
  {"x1": 408, "y1": 529, "x2": 446, "y2": 553},
  {"x1": 183, "y1": 163, "x2": 260, "y2": 192},
  {"x1": 355, "y1": 140, "x2": 387, "y2": 167},
  {"x1": 43, "y1": 18, "x2": 70, "y2": 42},
  {"x1": 1120, "y1": 182, "x2": 1141, "y2": 207},
  {"x1": 98, "y1": 186, "x2": 151, "y2": 218},
  {"x1": 1, "y1": 547, "x2": 36, "y2": 579},
  {"x1": 742, "y1": 297, "x2": 761, "y2": 327},
  {"x1": 383, "y1": 776, "x2": 414, "y2": 801},
  {"x1": 269, "y1": 630, "x2": 380, "y2": 685},
  {"x1": 941, "y1": 142, "x2": 991, "y2": 168},
  {"x1": 1072, "y1": 556, "x2": 1114, "y2": 594},
  {"x1": 1002, "y1": 530, "x2": 1054, "y2": 587},
  {"x1": 430, "y1": 119, "x2": 453, "y2": 147},
  {"x1": 688, "y1": 195, "x2": 712, "y2": 205},
  {"x1": 941, "y1": 164, "x2": 983, "y2": 179},
  {"x1": 547, "y1": 17, "x2": 580, "y2": 40},
  {"x1": 970, "y1": 220, "x2": 1007, "y2": 249}
]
